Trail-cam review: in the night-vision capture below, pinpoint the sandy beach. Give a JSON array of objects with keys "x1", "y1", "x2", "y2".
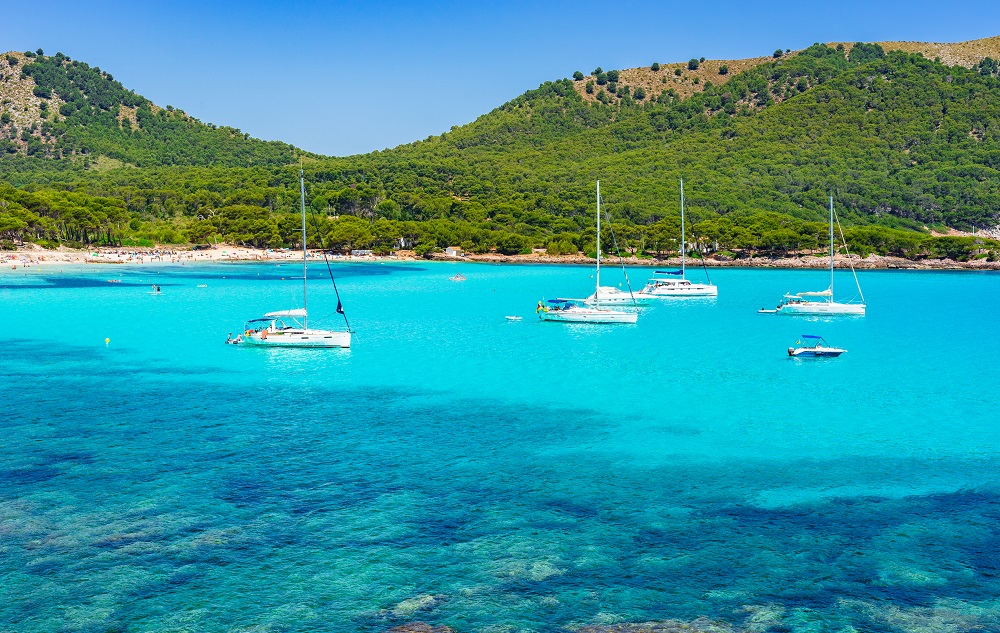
[{"x1": 4, "y1": 244, "x2": 999, "y2": 271}]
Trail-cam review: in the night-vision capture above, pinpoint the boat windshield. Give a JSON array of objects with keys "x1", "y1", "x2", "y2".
[{"x1": 798, "y1": 334, "x2": 827, "y2": 347}]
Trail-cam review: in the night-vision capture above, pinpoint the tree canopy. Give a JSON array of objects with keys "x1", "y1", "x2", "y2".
[{"x1": 2, "y1": 43, "x2": 1000, "y2": 262}]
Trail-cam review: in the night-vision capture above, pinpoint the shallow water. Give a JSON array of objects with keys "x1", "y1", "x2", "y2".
[{"x1": 3, "y1": 261, "x2": 1000, "y2": 632}]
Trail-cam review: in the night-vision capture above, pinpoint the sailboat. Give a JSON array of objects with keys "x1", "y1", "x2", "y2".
[
  {"x1": 538, "y1": 181, "x2": 638, "y2": 324},
  {"x1": 238, "y1": 170, "x2": 353, "y2": 348},
  {"x1": 760, "y1": 196, "x2": 866, "y2": 316},
  {"x1": 642, "y1": 178, "x2": 718, "y2": 297}
]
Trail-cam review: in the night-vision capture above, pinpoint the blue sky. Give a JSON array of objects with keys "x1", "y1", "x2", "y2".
[{"x1": 6, "y1": 0, "x2": 1000, "y2": 156}]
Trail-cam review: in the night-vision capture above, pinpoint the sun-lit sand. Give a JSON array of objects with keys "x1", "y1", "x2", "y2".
[
  {"x1": 2, "y1": 245, "x2": 398, "y2": 268},
  {"x1": 4, "y1": 244, "x2": 998, "y2": 270}
]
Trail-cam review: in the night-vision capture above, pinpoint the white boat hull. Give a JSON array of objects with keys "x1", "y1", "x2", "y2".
[
  {"x1": 582, "y1": 287, "x2": 657, "y2": 305},
  {"x1": 789, "y1": 346, "x2": 846, "y2": 357},
  {"x1": 775, "y1": 302, "x2": 865, "y2": 316},
  {"x1": 767, "y1": 198, "x2": 866, "y2": 317},
  {"x1": 538, "y1": 181, "x2": 640, "y2": 326},
  {"x1": 539, "y1": 308, "x2": 637, "y2": 324},
  {"x1": 241, "y1": 328, "x2": 351, "y2": 348},
  {"x1": 645, "y1": 284, "x2": 718, "y2": 297},
  {"x1": 641, "y1": 279, "x2": 718, "y2": 297}
]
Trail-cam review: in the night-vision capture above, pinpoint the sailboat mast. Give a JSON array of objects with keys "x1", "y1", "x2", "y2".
[
  {"x1": 300, "y1": 169, "x2": 308, "y2": 328},
  {"x1": 680, "y1": 178, "x2": 686, "y2": 278},
  {"x1": 596, "y1": 180, "x2": 601, "y2": 303},
  {"x1": 829, "y1": 195, "x2": 834, "y2": 298}
]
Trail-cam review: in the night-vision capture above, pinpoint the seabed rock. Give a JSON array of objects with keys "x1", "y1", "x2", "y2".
[
  {"x1": 385, "y1": 616, "x2": 740, "y2": 633},
  {"x1": 575, "y1": 617, "x2": 739, "y2": 633},
  {"x1": 387, "y1": 594, "x2": 447, "y2": 619},
  {"x1": 386, "y1": 623, "x2": 456, "y2": 633}
]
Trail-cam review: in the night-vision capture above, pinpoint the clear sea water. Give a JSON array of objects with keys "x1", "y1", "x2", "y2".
[{"x1": 3, "y1": 261, "x2": 1000, "y2": 633}]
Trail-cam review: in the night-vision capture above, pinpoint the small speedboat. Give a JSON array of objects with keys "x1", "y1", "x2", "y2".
[
  {"x1": 788, "y1": 335, "x2": 846, "y2": 358},
  {"x1": 449, "y1": 273, "x2": 467, "y2": 281},
  {"x1": 505, "y1": 315, "x2": 522, "y2": 322}
]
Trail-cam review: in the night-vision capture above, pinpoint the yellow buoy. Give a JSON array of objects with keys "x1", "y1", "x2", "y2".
[{"x1": 105, "y1": 338, "x2": 110, "y2": 345}]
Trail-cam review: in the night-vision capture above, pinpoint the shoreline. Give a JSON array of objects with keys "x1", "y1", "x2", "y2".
[{"x1": 4, "y1": 245, "x2": 999, "y2": 271}]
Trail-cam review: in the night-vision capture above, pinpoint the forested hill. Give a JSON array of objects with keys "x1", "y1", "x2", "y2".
[
  {"x1": 3, "y1": 38, "x2": 1000, "y2": 261},
  {"x1": 320, "y1": 40, "x2": 1000, "y2": 228},
  {"x1": 0, "y1": 50, "x2": 303, "y2": 167}
]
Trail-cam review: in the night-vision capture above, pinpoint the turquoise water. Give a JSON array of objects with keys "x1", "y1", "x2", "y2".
[{"x1": 3, "y1": 261, "x2": 1000, "y2": 633}]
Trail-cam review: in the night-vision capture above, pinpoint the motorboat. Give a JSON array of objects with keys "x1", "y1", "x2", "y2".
[{"x1": 788, "y1": 335, "x2": 847, "y2": 357}]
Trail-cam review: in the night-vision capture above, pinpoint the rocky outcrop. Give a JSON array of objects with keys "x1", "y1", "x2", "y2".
[{"x1": 436, "y1": 251, "x2": 1000, "y2": 270}]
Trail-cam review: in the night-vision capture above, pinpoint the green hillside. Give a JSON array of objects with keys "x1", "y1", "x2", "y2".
[
  {"x1": 2, "y1": 42, "x2": 1000, "y2": 260},
  {"x1": 330, "y1": 43, "x2": 1000, "y2": 227},
  {"x1": 0, "y1": 50, "x2": 303, "y2": 167}
]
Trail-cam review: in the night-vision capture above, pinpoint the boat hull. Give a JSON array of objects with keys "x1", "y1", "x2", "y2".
[
  {"x1": 539, "y1": 309, "x2": 637, "y2": 324},
  {"x1": 789, "y1": 347, "x2": 846, "y2": 357},
  {"x1": 643, "y1": 283, "x2": 718, "y2": 297},
  {"x1": 582, "y1": 293, "x2": 658, "y2": 306},
  {"x1": 241, "y1": 329, "x2": 351, "y2": 348},
  {"x1": 776, "y1": 302, "x2": 865, "y2": 316}
]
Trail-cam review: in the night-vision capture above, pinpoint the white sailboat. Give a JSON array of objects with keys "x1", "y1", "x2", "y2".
[
  {"x1": 538, "y1": 181, "x2": 638, "y2": 324},
  {"x1": 239, "y1": 170, "x2": 353, "y2": 348},
  {"x1": 642, "y1": 178, "x2": 718, "y2": 297},
  {"x1": 582, "y1": 284, "x2": 658, "y2": 306},
  {"x1": 760, "y1": 196, "x2": 866, "y2": 316}
]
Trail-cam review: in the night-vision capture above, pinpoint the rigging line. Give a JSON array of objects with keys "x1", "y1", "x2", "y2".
[
  {"x1": 306, "y1": 202, "x2": 354, "y2": 332},
  {"x1": 600, "y1": 197, "x2": 638, "y2": 307},
  {"x1": 833, "y1": 206, "x2": 866, "y2": 305},
  {"x1": 699, "y1": 249, "x2": 713, "y2": 285}
]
